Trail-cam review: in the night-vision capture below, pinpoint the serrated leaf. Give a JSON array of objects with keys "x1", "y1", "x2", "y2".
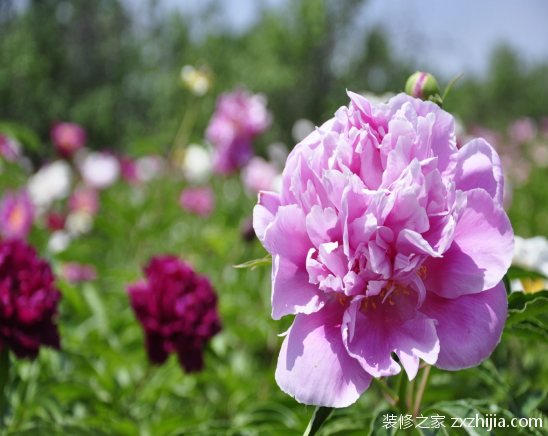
[
  {"x1": 507, "y1": 291, "x2": 548, "y2": 326},
  {"x1": 504, "y1": 320, "x2": 548, "y2": 344},
  {"x1": 303, "y1": 406, "x2": 334, "y2": 436},
  {"x1": 233, "y1": 254, "x2": 272, "y2": 269}
]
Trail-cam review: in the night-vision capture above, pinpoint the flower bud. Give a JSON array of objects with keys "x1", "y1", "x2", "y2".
[{"x1": 405, "y1": 72, "x2": 440, "y2": 101}]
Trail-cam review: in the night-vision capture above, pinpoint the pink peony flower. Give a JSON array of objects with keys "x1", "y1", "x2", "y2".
[
  {"x1": 0, "y1": 239, "x2": 61, "y2": 358},
  {"x1": 179, "y1": 186, "x2": 215, "y2": 218},
  {"x1": 253, "y1": 92, "x2": 514, "y2": 407},
  {"x1": 205, "y1": 88, "x2": 272, "y2": 175},
  {"x1": 61, "y1": 262, "x2": 97, "y2": 284},
  {"x1": 51, "y1": 122, "x2": 86, "y2": 157},
  {"x1": 0, "y1": 190, "x2": 34, "y2": 240},
  {"x1": 0, "y1": 134, "x2": 22, "y2": 162},
  {"x1": 127, "y1": 256, "x2": 221, "y2": 373},
  {"x1": 241, "y1": 157, "x2": 279, "y2": 194},
  {"x1": 68, "y1": 187, "x2": 99, "y2": 216}
]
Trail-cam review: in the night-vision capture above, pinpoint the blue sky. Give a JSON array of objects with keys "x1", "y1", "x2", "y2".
[{"x1": 148, "y1": 0, "x2": 548, "y2": 79}]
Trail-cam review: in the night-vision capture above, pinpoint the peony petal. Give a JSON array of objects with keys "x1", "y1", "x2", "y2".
[
  {"x1": 454, "y1": 138, "x2": 504, "y2": 205},
  {"x1": 423, "y1": 188, "x2": 513, "y2": 298},
  {"x1": 272, "y1": 254, "x2": 326, "y2": 319},
  {"x1": 276, "y1": 302, "x2": 372, "y2": 407},
  {"x1": 419, "y1": 282, "x2": 507, "y2": 371},
  {"x1": 342, "y1": 296, "x2": 438, "y2": 380},
  {"x1": 253, "y1": 191, "x2": 281, "y2": 242},
  {"x1": 264, "y1": 205, "x2": 325, "y2": 319}
]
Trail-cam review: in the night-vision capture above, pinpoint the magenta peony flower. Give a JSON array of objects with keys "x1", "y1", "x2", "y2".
[
  {"x1": 179, "y1": 186, "x2": 215, "y2": 218},
  {"x1": 253, "y1": 92, "x2": 514, "y2": 407},
  {"x1": 51, "y1": 122, "x2": 86, "y2": 157},
  {"x1": 119, "y1": 156, "x2": 140, "y2": 184},
  {"x1": 61, "y1": 262, "x2": 97, "y2": 284},
  {"x1": 0, "y1": 190, "x2": 34, "y2": 240},
  {"x1": 68, "y1": 187, "x2": 99, "y2": 216},
  {"x1": 0, "y1": 239, "x2": 61, "y2": 358},
  {"x1": 205, "y1": 88, "x2": 272, "y2": 175},
  {"x1": 127, "y1": 256, "x2": 221, "y2": 373}
]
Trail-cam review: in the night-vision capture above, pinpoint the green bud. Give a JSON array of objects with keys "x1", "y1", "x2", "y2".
[{"x1": 405, "y1": 72, "x2": 440, "y2": 101}]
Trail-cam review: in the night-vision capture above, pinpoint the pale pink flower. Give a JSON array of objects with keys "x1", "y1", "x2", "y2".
[
  {"x1": 254, "y1": 92, "x2": 513, "y2": 407},
  {"x1": 61, "y1": 262, "x2": 97, "y2": 284},
  {"x1": 0, "y1": 135, "x2": 22, "y2": 162},
  {"x1": 205, "y1": 89, "x2": 272, "y2": 175},
  {"x1": 241, "y1": 157, "x2": 279, "y2": 194},
  {"x1": 508, "y1": 118, "x2": 537, "y2": 144},
  {"x1": 68, "y1": 187, "x2": 99, "y2": 216},
  {"x1": 179, "y1": 186, "x2": 215, "y2": 218},
  {"x1": 79, "y1": 152, "x2": 120, "y2": 190},
  {"x1": 0, "y1": 190, "x2": 34, "y2": 240}
]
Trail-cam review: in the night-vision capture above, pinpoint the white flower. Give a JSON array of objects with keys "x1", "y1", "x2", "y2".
[
  {"x1": 65, "y1": 211, "x2": 93, "y2": 236},
  {"x1": 80, "y1": 152, "x2": 120, "y2": 189},
  {"x1": 27, "y1": 160, "x2": 72, "y2": 209},
  {"x1": 291, "y1": 119, "x2": 315, "y2": 143},
  {"x1": 182, "y1": 144, "x2": 212, "y2": 184},
  {"x1": 513, "y1": 235, "x2": 548, "y2": 277},
  {"x1": 47, "y1": 230, "x2": 71, "y2": 253}
]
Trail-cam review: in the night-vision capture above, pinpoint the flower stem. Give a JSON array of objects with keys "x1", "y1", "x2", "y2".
[
  {"x1": 169, "y1": 94, "x2": 199, "y2": 163},
  {"x1": 372, "y1": 377, "x2": 399, "y2": 406},
  {"x1": 413, "y1": 364, "x2": 431, "y2": 418}
]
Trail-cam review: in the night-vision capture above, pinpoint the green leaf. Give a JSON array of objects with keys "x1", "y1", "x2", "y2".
[
  {"x1": 507, "y1": 266, "x2": 547, "y2": 280},
  {"x1": 440, "y1": 72, "x2": 464, "y2": 103},
  {"x1": 0, "y1": 347, "x2": 9, "y2": 419},
  {"x1": 0, "y1": 121, "x2": 41, "y2": 152},
  {"x1": 503, "y1": 274, "x2": 512, "y2": 295},
  {"x1": 504, "y1": 319, "x2": 548, "y2": 344},
  {"x1": 507, "y1": 291, "x2": 548, "y2": 326},
  {"x1": 233, "y1": 254, "x2": 272, "y2": 269},
  {"x1": 424, "y1": 400, "x2": 490, "y2": 436},
  {"x1": 515, "y1": 390, "x2": 547, "y2": 418},
  {"x1": 368, "y1": 408, "x2": 400, "y2": 436},
  {"x1": 304, "y1": 406, "x2": 334, "y2": 436}
]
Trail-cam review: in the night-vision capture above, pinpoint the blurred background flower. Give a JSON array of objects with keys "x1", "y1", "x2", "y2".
[
  {"x1": 127, "y1": 255, "x2": 221, "y2": 373},
  {"x1": 0, "y1": 189, "x2": 34, "y2": 240},
  {"x1": 50, "y1": 122, "x2": 86, "y2": 157},
  {"x1": 0, "y1": 239, "x2": 61, "y2": 359}
]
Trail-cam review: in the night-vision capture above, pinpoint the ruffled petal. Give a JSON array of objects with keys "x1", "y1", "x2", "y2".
[
  {"x1": 419, "y1": 282, "x2": 507, "y2": 370},
  {"x1": 253, "y1": 191, "x2": 281, "y2": 242},
  {"x1": 454, "y1": 138, "x2": 504, "y2": 205},
  {"x1": 264, "y1": 205, "x2": 325, "y2": 319},
  {"x1": 423, "y1": 188, "x2": 514, "y2": 298},
  {"x1": 276, "y1": 302, "x2": 372, "y2": 407},
  {"x1": 342, "y1": 296, "x2": 439, "y2": 380}
]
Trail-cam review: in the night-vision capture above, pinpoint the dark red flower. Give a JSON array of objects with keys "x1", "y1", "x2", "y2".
[
  {"x1": 45, "y1": 212, "x2": 66, "y2": 232},
  {"x1": 0, "y1": 240, "x2": 61, "y2": 359},
  {"x1": 127, "y1": 256, "x2": 221, "y2": 373}
]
